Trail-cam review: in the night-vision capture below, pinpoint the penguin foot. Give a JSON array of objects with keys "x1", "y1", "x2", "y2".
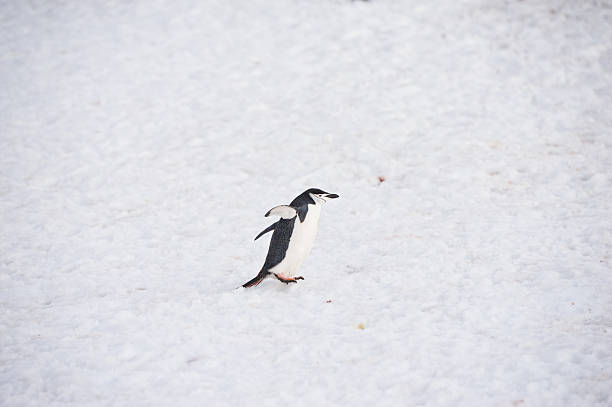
[{"x1": 274, "y1": 274, "x2": 304, "y2": 284}]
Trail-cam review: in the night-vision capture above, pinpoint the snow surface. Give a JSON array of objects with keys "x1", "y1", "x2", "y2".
[{"x1": 1, "y1": 0, "x2": 612, "y2": 405}]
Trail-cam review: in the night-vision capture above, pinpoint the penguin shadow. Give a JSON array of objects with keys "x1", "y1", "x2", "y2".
[{"x1": 233, "y1": 277, "x2": 305, "y2": 292}]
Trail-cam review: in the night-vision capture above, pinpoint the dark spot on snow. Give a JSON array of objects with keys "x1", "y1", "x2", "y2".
[{"x1": 345, "y1": 265, "x2": 360, "y2": 274}]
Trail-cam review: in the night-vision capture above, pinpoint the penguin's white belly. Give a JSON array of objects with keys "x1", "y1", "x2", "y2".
[{"x1": 269, "y1": 205, "x2": 321, "y2": 277}]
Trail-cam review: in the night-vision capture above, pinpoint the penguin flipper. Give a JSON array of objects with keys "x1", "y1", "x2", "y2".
[
  {"x1": 242, "y1": 270, "x2": 270, "y2": 288},
  {"x1": 254, "y1": 222, "x2": 277, "y2": 241},
  {"x1": 265, "y1": 205, "x2": 297, "y2": 219}
]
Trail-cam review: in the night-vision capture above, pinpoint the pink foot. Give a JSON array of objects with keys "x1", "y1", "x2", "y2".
[{"x1": 274, "y1": 274, "x2": 305, "y2": 284}]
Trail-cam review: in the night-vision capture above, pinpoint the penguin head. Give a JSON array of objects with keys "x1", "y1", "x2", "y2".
[
  {"x1": 291, "y1": 188, "x2": 339, "y2": 206},
  {"x1": 309, "y1": 188, "x2": 339, "y2": 202},
  {"x1": 306, "y1": 188, "x2": 339, "y2": 203}
]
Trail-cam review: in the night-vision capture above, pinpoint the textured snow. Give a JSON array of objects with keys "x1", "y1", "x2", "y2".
[{"x1": 1, "y1": 0, "x2": 612, "y2": 406}]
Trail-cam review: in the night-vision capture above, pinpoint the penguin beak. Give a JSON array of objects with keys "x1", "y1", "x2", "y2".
[{"x1": 325, "y1": 193, "x2": 339, "y2": 199}]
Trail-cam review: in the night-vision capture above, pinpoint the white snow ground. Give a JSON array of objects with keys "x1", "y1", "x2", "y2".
[{"x1": 1, "y1": 0, "x2": 612, "y2": 405}]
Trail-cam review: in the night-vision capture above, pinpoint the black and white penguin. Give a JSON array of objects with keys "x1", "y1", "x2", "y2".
[{"x1": 242, "y1": 188, "x2": 339, "y2": 287}]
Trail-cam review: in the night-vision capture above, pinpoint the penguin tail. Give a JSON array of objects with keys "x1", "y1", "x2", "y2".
[{"x1": 242, "y1": 270, "x2": 270, "y2": 288}]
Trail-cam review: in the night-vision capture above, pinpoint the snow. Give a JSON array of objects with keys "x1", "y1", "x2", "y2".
[{"x1": 1, "y1": 0, "x2": 611, "y2": 405}]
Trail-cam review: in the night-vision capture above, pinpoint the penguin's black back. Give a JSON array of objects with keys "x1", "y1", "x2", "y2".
[{"x1": 262, "y1": 217, "x2": 296, "y2": 271}]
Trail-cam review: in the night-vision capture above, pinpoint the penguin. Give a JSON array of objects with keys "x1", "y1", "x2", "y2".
[{"x1": 242, "y1": 188, "x2": 339, "y2": 287}]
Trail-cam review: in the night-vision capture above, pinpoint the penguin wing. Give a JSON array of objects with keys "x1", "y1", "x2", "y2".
[
  {"x1": 254, "y1": 222, "x2": 277, "y2": 241},
  {"x1": 264, "y1": 205, "x2": 297, "y2": 219}
]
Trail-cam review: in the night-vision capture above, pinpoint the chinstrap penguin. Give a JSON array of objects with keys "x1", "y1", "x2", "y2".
[{"x1": 242, "y1": 188, "x2": 339, "y2": 287}]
